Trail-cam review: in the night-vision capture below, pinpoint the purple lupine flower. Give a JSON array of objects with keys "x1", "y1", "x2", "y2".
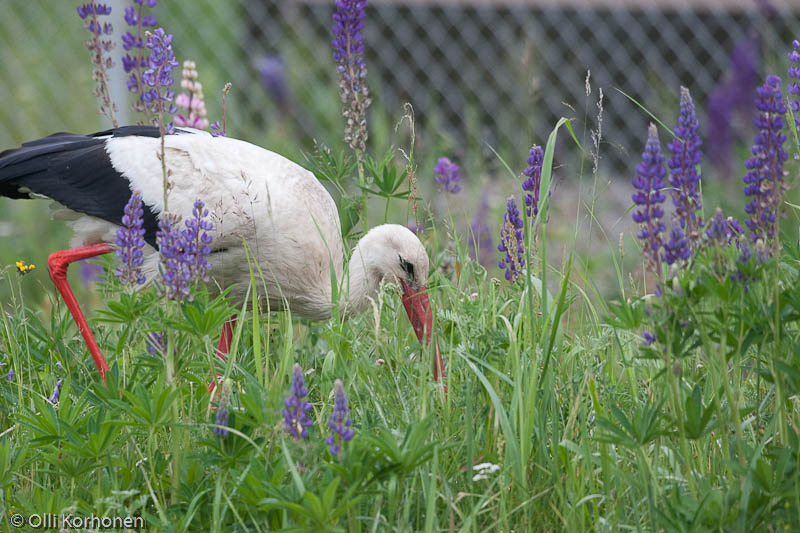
[
  {"x1": 632, "y1": 124, "x2": 667, "y2": 286},
  {"x1": 156, "y1": 214, "x2": 191, "y2": 300},
  {"x1": 78, "y1": 2, "x2": 118, "y2": 127},
  {"x1": 732, "y1": 240, "x2": 755, "y2": 283},
  {"x1": 707, "y1": 87, "x2": 734, "y2": 170},
  {"x1": 210, "y1": 120, "x2": 226, "y2": 137},
  {"x1": 708, "y1": 33, "x2": 760, "y2": 169},
  {"x1": 115, "y1": 192, "x2": 147, "y2": 286},
  {"x1": 643, "y1": 329, "x2": 656, "y2": 345},
  {"x1": 174, "y1": 60, "x2": 210, "y2": 129},
  {"x1": 469, "y1": 195, "x2": 493, "y2": 267},
  {"x1": 727, "y1": 218, "x2": 745, "y2": 239},
  {"x1": 497, "y1": 196, "x2": 525, "y2": 283},
  {"x1": 705, "y1": 207, "x2": 743, "y2": 244},
  {"x1": 662, "y1": 222, "x2": 691, "y2": 266},
  {"x1": 123, "y1": 0, "x2": 159, "y2": 119},
  {"x1": 78, "y1": 3, "x2": 112, "y2": 18},
  {"x1": 743, "y1": 75, "x2": 787, "y2": 247},
  {"x1": 521, "y1": 145, "x2": 544, "y2": 220},
  {"x1": 738, "y1": 241, "x2": 753, "y2": 265},
  {"x1": 256, "y1": 55, "x2": 292, "y2": 112},
  {"x1": 48, "y1": 379, "x2": 63, "y2": 404},
  {"x1": 667, "y1": 87, "x2": 703, "y2": 248},
  {"x1": 181, "y1": 199, "x2": 214, "y2": 281},
  {"x1": 79, "y1": 259, "x2": 104, "y2": 286},
  {"x1": 214, "y1": 403, "x2": 230, "y2": 439},
  {"x1": 325, "y1": 379, "x2": 354, "y2": 455},
  {"x1": 7, "y1": 369, "x2": 13, "y2": 381},
  {"x1": 433, "y1": 157, "x2": 461, "y2": 194},
  {"x1": 283, "y1": 363, "x2": 313, "y2": 439},
  {"x1": 332, "y1": 0, "x2": 371, "y2": 152},
  {"x1": 146, "y1": 331, "x2": 166, "y2": 355},
  {"x1": 786, "y1": 40, "x2": 800, "y2": 134},
  {"x1": 142, "y1": 28, "x2": 178, "y2": 132}
]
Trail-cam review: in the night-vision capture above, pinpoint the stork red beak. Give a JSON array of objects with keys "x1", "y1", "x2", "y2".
[
  {"x1": 400, "y1": 280, "x2": 433, "y2": 345},
  {"x1": 400, "y1": 280, "x2": 446, "y2": 385}
]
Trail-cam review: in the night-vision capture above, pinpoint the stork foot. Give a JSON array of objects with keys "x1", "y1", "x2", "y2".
[{"x1": 48, "y1": 243, "x2": 114, "y2": 378}]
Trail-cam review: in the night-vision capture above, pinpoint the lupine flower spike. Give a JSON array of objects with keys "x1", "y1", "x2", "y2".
[
  {"x1": 214, "y1": 403, "x2": 230, "y2": 439},
  {"x1": 433, "y1": 157, "x2": 461, "y2": 194},
  {"x1": 787, "y1": 40, "x2": 800, "y2": 135},
  {"x1": 283, "y1": 364, "x2": 313, "y2": 439},
  {"x1": 181, "y1": 199, "x2": 214, "y2": 282},
  {"x1": 332, "y1": 0, "x2": 371, "y2": 153},
  {"x1": 469, "y1": 195, "x2": 493, "y2": 267},
  {"x1": 78, "y1": 2, "x2": 118, "y2": 126},
  {"x1": 325, "y1": 380, "x2": 354, "y2": 455},
  {"x1": 667, "y1": 87, "x2": 703, "y2": 249},
  {"x1": 156, "y1": 215, "x2": 191, "y2": 301},
  {"x1": 632, "y1": 124, "x2": 667, "y2": 292},
  {"x1": 48, "y1": 379, "x2": 63, "y2": 404},
  {"x1": 256, "y1": 55, "x2": 291, "y2": 112},
  {"x1": 174, "y1": 61, "x2": 209, "y2": 130},
  {"x1": 214, "y1": 384, "x2": 230, "y2": 439},
  {"x1": 211, "y1": 83, "x2": 232, "y2": 138},
  {"x1": 707, "y1": 33, "x2": 760, "y2": 169},
  {"x1": 142, "y1": 28, "x2": 178, "y2": 132},
  {"x1": 115, "y1": 192, "x2": 146, "y2": 285},
  {"x1": 497, "y1": 196, "x2": 525, "y2": 283},
  {"x1": 122, "y1": 0, "x2": 159, "y2": 119},
  {"x1": 80, "y1": 260, "x2": 104, "y2": 285},
  {"x1": 706, "y1": 207, "x2": 743, "y2": 245},
  {"x1": 743, "y1": 75, "x2": 787, "y2": 251},
  {"x1": 146, "y1": 331, "x2": 167, "y2": 355},
  {"x1": 662, "y1": 220, "x2": 691, "y2": 266},
  {"x1": 522, "y1": 145, "x2": 545, "y2": 221},
  {"x1": 15, "y1": 261, "x2": 35, "y2": 275},
  {"x1": 156, "y1": 200, "x2": 214, "y2": 300}
]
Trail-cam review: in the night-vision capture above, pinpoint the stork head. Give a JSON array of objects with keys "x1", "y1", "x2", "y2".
[{"x1": 350, "y1": 224, "x2": 433, "y2": 345}]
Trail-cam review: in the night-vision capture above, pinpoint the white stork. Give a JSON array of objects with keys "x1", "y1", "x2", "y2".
[{"x1": 0, "y1": 126, "x2": 444, "y2": 385}]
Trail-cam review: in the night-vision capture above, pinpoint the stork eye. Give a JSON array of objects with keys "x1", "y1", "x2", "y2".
[{"x1": 399, "y1": 255, "x2": 415, "y2": 280}]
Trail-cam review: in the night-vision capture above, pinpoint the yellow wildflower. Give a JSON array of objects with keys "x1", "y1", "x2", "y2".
[{"x1": 15, "y1": 260, "x2": 36, "y2": 275}]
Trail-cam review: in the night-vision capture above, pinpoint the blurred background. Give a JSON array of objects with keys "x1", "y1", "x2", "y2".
[{"x1": 2, "y1": 0, "x2": 800, "y2": 304}]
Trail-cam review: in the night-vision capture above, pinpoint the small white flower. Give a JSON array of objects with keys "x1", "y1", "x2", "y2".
[{"x1": 471, "y1": 462, "x2": 500, "y2": 481}]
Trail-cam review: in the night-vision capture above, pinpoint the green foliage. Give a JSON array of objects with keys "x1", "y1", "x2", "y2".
[{"x1": 3, "y1": 10, "x2": 800, "y2": 526}]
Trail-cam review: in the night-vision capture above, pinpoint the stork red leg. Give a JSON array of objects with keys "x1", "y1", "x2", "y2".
[
  {"x1": 216, "y1": 316, "x2": 236, "y2": 360},
  {"x1": 209, "y1": 316, "x2": 237, "y2": 393},
  {"x1": 48, "y1": 243, "x2": 114, "y2": 378}
]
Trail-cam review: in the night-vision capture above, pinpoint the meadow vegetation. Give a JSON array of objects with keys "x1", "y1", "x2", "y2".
[{"x1": 2, "y1": 1, "x2": 800, "y2": 532}]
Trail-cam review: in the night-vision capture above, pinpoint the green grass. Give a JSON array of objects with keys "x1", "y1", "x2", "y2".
[
  {"x1": 2, "y1": 121, "x2": 800, "y2": 530},
  {"x1": 3, "y1": 3, "x2": 800, "y2": 531}
]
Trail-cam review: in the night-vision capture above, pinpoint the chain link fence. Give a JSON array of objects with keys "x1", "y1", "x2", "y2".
[
  {"x1": 2, "y1": 0, "x2": 800, "y2": 300},
  {"x1": 3, "y1": 1, "x2": 800, "y2": 176}
]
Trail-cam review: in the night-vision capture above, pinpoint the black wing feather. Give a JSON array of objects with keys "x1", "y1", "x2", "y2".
[{"x1": 0, "y1": 127, "x2": 188, "y2": 247}]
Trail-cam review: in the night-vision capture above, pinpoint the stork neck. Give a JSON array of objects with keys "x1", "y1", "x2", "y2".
[{"x1": 340, "y1": 244, "x2": 372, "y2": 318}]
